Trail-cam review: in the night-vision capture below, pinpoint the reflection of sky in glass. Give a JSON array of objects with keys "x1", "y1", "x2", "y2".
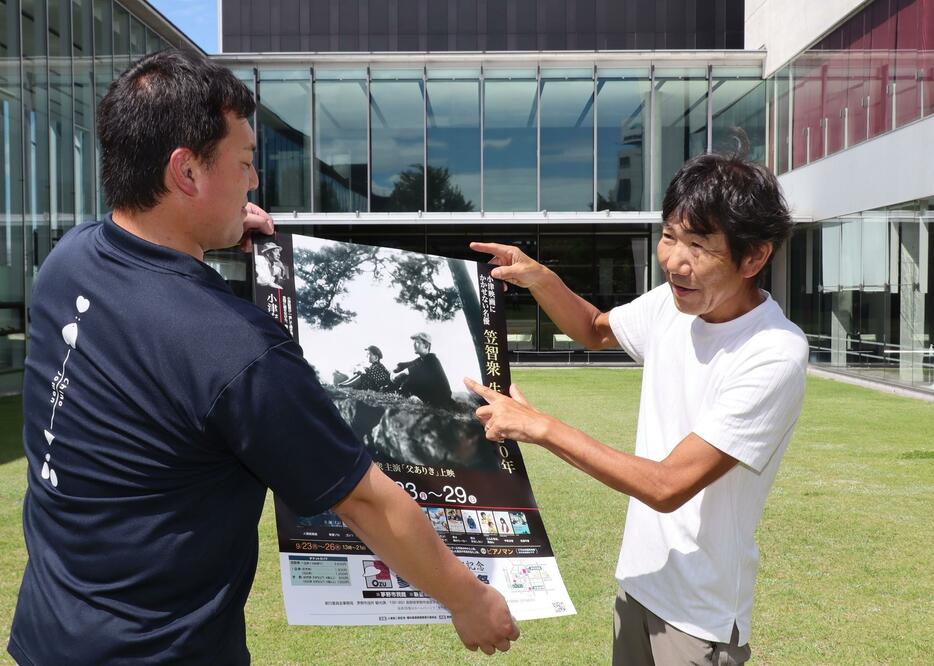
[
  {"x1": 654, "y1": 73, "x2": 708, "y2": 205},
  {"x1": 259, "y1": 79, "x2": 310, "y2": 134},
  {"x1": 315, "y1": 80, "x2": 368, "y2": 212},
  {"x1": 484, "y1": 79, "x2": 537, "y2": 211},
  {"x1": 370, "y1": 80, "x2": 424, "y2": 207},
  {"x1": 292, "y1": 236, "x2": 482, "y2": 393},
  {"x1": 427, "y1": 80, "x2": 480, "y2": 210},
  {"x1": 710, "y1": 79, "x2": 766, "y2": 162},
  {"x1": 596, "y1": 79, "x2": 649, "y2": 211},
  {"x1": 540, "y1": 80, "x2": 593, "y2": 211}
]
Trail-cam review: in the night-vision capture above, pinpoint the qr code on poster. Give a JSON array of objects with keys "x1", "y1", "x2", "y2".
[{"x1": 552, "y1": 601, "x2": 567, "y2": 613}]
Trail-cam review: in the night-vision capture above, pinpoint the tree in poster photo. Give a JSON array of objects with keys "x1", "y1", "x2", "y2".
[{"x1": 291, "y1": 245, "x2": 486, "y2": 372}]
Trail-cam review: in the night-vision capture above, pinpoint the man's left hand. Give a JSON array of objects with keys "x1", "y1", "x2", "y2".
[
  {"x1": 239, "y1": 202, "x2": 275, "y2": 252},
  {"x1": 464, "y1": 377, "x2": 551, "y2": 444}
]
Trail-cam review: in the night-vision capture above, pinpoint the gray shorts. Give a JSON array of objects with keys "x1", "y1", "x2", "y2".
[{"x1": 613, "y1": 587, "x2": 752, "y2": 666}]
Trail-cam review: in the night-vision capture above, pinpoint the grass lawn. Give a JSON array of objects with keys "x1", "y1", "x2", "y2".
[{"x1": 1, "y1": 369, "x2": 932, "y2": 664}]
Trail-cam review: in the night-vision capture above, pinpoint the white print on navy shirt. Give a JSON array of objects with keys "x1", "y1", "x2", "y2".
[{"x1": 42, "y1": 295, "x2": 90, "y2": 488}]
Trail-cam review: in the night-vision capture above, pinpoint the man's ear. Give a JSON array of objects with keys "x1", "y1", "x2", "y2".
[
  {"x1": 741, "y1": 242, "x2": 773, "y2": 279},
  {"x1": 166, "y1": 147, "x2": 200, "y2": 197}
]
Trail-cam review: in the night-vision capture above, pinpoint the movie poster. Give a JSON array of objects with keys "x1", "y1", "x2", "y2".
[{"x1": 253, "y1": 233, "x2": 574, "y2": 626}]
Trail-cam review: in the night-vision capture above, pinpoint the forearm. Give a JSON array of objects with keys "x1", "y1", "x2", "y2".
[
  {"x1": 528, "y1": 267, "x2": 616, "y2": 350},
  {"x1": 531, "y1": 416, "x2": 677, "y2": 511},
  {"x1": 334, "y1": 465, "x2": 481, "y2": 611}
]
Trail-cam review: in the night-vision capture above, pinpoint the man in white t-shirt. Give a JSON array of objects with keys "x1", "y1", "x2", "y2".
[{"x1": 466, "y1": 153, "x2": 808, "y2": 665}]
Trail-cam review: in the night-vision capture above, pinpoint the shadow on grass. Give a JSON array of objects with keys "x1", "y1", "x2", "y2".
[{"x1": 0, "y1": 395, "x2": 24, "y2": 465}]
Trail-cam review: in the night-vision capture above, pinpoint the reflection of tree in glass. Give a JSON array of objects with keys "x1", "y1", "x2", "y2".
[
  {"x1": 378, "y1": 165, "x2": 474, "y2": 212},
  {"x1": 293, "y1": 243, "x2": 485, "y2": 370}
]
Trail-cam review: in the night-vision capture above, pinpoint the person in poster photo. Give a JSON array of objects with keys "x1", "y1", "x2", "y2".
[
  {"x1": 392, "y1": 332, "x2": 454, "y2": 408},
  {"x1": 338, "y1": 346, "x2": 393, "y2": 392},
  {"x1": 494, "y1": 511, "x2": 514, "y2": 536},
  {"x1": 8, "y1": 49, "x2": 518, "y2": 665},
  {"x1": 467, "y1": 153, "x2": 807, "y2": 665},
  {"x1": 461, "y1": 509, "x2": 482, "y2": 534},
  {"x1": 446, "y1": 508, "x2": 466, "y2": 533},
  {"x1": 478, "y1": 511, "x2": 498, "y2": 535}
]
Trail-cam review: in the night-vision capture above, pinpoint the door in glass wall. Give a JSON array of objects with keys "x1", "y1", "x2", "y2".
[
  {"x1": 426, "y1": 72, "x2": 480, "y2": 212},
  {"x1": 652, "y1": 68, "x2": 708, "y2": 209},
  {"x1": 595, "y1": 70, "x2": 649, "y2": 211},
  {"x1": 370, "y1": 71, "x2": 424, "y2": 212},
  {"x1": 539, "y1": 70, "x2": 594, "y2": 212},
  {"x1": 314, "y1": 70, "x2": 368, "y2": 212},
  {"x1": 257, "y1": 69, "x2": 311, "y2": 212},
  {"x1": 483, "y1": 72, "x2": 537, "y2": 211}
]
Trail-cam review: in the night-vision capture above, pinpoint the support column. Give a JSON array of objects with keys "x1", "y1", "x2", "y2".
[
  {"x1": 830, "y1": 291, "x2": 851, "y2": 367},
  {"x1": 899, "y1": 223, "x2": 926, "y2": 384}
]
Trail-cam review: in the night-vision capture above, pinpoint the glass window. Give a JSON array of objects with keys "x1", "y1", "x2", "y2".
[
  {"x1": 792, "y1": 54, "x2": 825, "y2": 168},
  {"x1": 540, "y1": 72, "x2": 594, "y2": 212},
  {"x1": 773, "y1": 66, "x2": 791, "y2": 174},
  {"x1": 596, "y1": 71, "x2": 649, "y2": 211},
  {"x1": 129, "y1": 15, "x2": 146, "y2": 58},
  {"x1": 867, "y1": 1, "x2": 897, "y2": 139},
  {"x1": 845, "y1": 11, "x2": 870, "y2": 150},
  {"x1": 112, "y1": 3, "x2": 130, "y2": 76},
  {"x1": 1, "y1": 0, "x2": 27, "y2": 372},
  {"x1": 893, "y1": 0, "x2": 922, "y2": 128},
  {"x1": 49, "y1": 0, "x2": 75, "y2": 244},
  {"x1": 710, "y1": 67, "x2": 766, "y2": 163},
  {"x1": 652, "y1": 68, "x2": 708, "y2": 209},
  {"x1": 483, "y1": 76, "x2": 537, "y2": 211},
  {"x1": 257, "y1": 69, "x2": 311, "y2": 212},
  {"x1": 93, "y1": 0, "x2": 113, "y2": 215},
  {"x1": 73, "y1": 0, "x2": 96, "y2": 223},
  {"x1": 426, "y1": 77, "x2": 480, "y2": 212},
  {"x1": 145, "y1": 27, "x2": 160, "y2": 54},
  {"x1": 369, "y1": 72, "x2": 424, "y2": 212},
  {"x1": 314, "y1": 74, "x2": 368, "y2": 212},
  {"x1": 21, "y1": 0, "x2": 51, "y2": 277},
  {"x1": 822, "y1": 49, "x2": 849, "y2": 156}
]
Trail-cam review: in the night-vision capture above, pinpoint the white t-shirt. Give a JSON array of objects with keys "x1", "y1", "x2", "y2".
[{"x1": 607, "y1": 284, "x2": 808, "y2": 646}]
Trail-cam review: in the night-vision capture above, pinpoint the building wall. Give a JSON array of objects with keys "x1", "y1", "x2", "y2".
[
  {"x1": 0, "y1": 0, "x2": 200, "y2": 393},
  {"x1": 220, "y1": 0, "x2": 745, "y2": 53},
  {"x1": 745, "y1": 0, "x2": 870, "y2": 75}
]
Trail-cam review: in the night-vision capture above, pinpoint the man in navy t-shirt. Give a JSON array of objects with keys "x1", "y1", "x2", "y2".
[{"x1": 8, "y1": 49, "x2": 519, "y2": 665}]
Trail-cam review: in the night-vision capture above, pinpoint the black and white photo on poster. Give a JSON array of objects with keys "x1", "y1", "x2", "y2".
[{"x1": 252, "y1": 232, "x2": 574, "y2": 626}]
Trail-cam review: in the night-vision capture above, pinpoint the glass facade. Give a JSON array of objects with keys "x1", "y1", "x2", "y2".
[
  {"x1": 771, "y1": 0, "x2": 934, "y2": 174},
  {"x1": 234, "y1": 59, "x2": 768, "y2": 215},
  {"x1": 788, "y1": 199, "x2": 933, "y2": 393},
  {"x1": 0, "y1": 0, "x2": 179, "y2": 388}
]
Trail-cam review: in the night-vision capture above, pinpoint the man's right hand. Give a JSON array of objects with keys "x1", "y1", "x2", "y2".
[
  {"x1": 469, "y1": 242, "x2": 549, "y2": 289},
  {"x1": 448, "y1": 582, "x2": 520, "y2": 655}
]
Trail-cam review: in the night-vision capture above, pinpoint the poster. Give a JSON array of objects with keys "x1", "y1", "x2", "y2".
[{"x1": 253, "y1": 233, "x2": 575, "y2": 625}]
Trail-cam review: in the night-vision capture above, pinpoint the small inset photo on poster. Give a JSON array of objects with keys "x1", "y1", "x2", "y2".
[
  {"x1": 461, "y1": 509, "x2": 482, "y2": 534},
  {"x1": 426, "y1": 507, "x2": 449, "y2": 533},
  {"x1": 362, "y1": 560, "x2": 392, "y2": 589},
  {"x1": 445, "y1": 508, "x2": 466, "y2": 533},
  {"x1": 493, "y1": 511, "x2": 514, "y2": 535},
  {"x1": 478, "y1": 510, "x2": 498, "y2": 535},
  {"x1": 509, "y1": 511, "x2": 531, "y2": 535}
]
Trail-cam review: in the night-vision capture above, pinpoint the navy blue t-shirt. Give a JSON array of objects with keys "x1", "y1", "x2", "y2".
[{"x1": 8, "y1": 217, "x2": 371, "y2": 665}]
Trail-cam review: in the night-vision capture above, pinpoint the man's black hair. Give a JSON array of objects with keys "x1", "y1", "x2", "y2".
[
  {"x1": 661, "y1": 153, "x2": 793, "y2": 275},
  {"x1": 97, "y1": 48, "x2": 255, "y2": 212}
]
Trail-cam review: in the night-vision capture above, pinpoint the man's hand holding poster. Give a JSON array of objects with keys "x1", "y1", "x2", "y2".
[{"x1": 253, "y1": 233, "x2": 575, "y2": 625}]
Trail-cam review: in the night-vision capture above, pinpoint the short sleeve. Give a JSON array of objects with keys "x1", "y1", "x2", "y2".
[
  {"x1": 693, "y1": 355, "x2": 806, "y2": 472},
  {"x1": 607, "y1": 285, "x2": 670, "y2": 364},
  {"x1": 204, "y1": 340, "x2": 372, "y2": 515}
]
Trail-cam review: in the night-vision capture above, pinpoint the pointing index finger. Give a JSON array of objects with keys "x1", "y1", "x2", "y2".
[{"x1": 463, "y1": 377, "x2": 502, "y2": 403}]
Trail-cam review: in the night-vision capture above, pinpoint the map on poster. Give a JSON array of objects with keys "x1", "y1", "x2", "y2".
[{"x1": 252, "y1": 232, "x2": 575, "y2": 625}]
